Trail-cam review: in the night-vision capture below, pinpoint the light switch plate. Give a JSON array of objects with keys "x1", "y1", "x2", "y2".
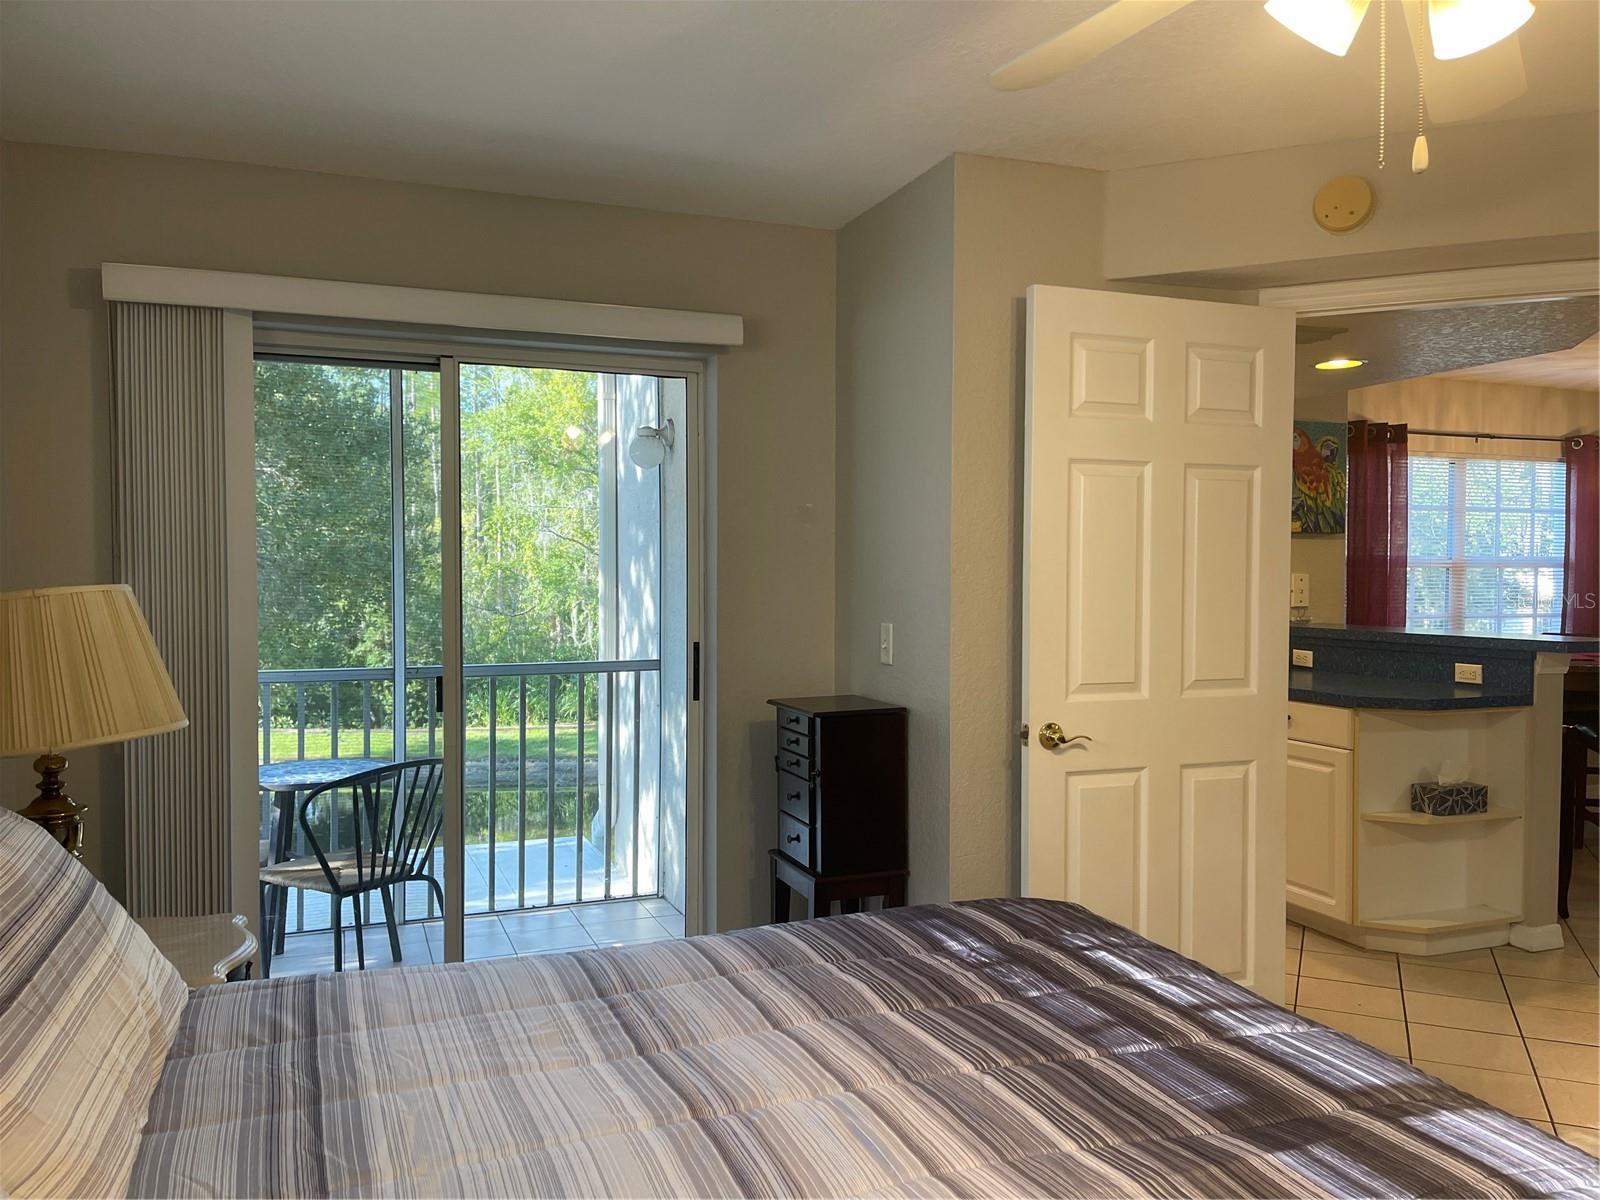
[
  {"x1": 1454, "y1": 662, "x2": 1483, "y2": 684},
  {"x1": 1292, "y1": 648, "x2": 1314, "y2": 668},
  {"x1": 1289, "y1": 573, "x2": 1310, "y2": 608},
  {"x1": 879, "y1": 622, "x2": 893, "y2": 665}
]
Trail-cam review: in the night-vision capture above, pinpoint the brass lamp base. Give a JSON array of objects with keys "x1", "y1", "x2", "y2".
[{"x1": 20, "y1": 753, "x2": 85, "y2": 859}]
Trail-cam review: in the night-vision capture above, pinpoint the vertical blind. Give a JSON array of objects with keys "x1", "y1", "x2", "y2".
[
  {"x1": 1406, "y1": 454, "x2": 1568, "y2": 635},
  {"x1": 110, "y1": 302, "x2": 235, "y2": 916}
]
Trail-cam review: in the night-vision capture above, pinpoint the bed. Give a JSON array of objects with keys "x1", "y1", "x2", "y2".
[{"x1": 3, "y1": 809, "x2": 1596, "y2": 1198}]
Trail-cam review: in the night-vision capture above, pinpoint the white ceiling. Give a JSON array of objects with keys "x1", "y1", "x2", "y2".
[{"x1": 2, "y1": 0, "x2": 1596, "y2": 228}]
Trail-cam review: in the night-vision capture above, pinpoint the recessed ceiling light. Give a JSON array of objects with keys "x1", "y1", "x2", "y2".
[{"x1": 1314, "y1": 356, "x2": 1366, "y2": 371}]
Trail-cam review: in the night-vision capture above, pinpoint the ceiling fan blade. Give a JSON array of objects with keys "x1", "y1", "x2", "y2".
[
  {"x1": 1399, "y1": 0, "x2": 1527, "y2": 123},
  {"x1": 989, "y1": 0, "x2": 1194, "y2": 91}
]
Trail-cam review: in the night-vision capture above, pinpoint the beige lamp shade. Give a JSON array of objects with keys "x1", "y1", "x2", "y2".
[{"x1": 0, "y1": 584, "x2": 188, "y2": 757}]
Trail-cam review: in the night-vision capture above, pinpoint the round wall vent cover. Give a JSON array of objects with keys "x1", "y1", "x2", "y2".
[{"x1": 1313, "y1": 175, "x2": 1375, "y2": 234}]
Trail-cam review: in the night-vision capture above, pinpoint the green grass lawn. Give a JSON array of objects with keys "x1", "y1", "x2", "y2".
[
  {"x1": 260, "y1": 725, "x2": 599, "y2": 844},
  {"x1": 261, "y1": 725, "x2": 585, "y2": 765}
]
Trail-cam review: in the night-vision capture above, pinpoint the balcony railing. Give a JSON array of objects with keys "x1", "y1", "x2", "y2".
[{"x1": 259, "y1": 659, "x2": 662, "y2": 934}]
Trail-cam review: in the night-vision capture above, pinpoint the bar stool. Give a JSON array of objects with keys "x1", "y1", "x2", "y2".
[{"x1": 1559, "y1": 721, "x2": 1599, "y2": 920}]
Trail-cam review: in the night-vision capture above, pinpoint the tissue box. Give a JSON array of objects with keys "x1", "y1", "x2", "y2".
[{"x1": 1410, "y1": 781, "x2": 1489, "y2": 816}]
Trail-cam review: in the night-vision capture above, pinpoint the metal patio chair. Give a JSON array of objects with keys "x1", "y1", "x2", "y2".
[{"x1": 259, "y1": 758, "x2": 444, "y2": 974}]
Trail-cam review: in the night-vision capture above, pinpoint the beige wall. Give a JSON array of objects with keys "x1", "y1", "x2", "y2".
[
  {"x1": 1352, "y1": 376, "x2": 1599, "y2": 459},
  {"x1": 1105, "y1": 113, "x2": 1599, "y2": 287},
  {"x1": 0, "y1": 141, "x2": 836, "y2": 932},
  {"x1": 1291, "y1": 392, "x2": 1349, "y2": 624},
  {"x1": 947, "y1": 156, "x2": 1106, "y2": 899},
  {"x1": 833, "y1": 154, "x2": 1112, "y2": 906},
  {"x1": 834, "y1": 159, "x2": 955, "y2": 905}
]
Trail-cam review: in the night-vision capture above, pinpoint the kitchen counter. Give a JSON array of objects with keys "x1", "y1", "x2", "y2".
[
  {"x1": 1288, "y1": 669, "x2": 1528, "y2": 711},
  {"x1": 1294, "y1": 624, "x2": 1598, "y2": 656},
  {"x1": 1289, "y1": 624, "x2": 1597, "y2": 708}
]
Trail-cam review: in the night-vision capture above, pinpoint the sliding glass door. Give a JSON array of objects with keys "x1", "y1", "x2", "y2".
[
  {"x1": 446, "y1": 361, "x2": 683, "y2": 962},
  {"x1": 256, "y1": 343, "x2": 697, "y2": 971},
  {"x1": 255, "y1": 357, "x2": 442, "y2": 955}
]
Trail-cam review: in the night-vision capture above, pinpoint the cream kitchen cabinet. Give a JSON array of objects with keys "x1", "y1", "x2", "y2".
[
  {"x1": 1285, "y1": 696, "x2": 1536, "y2": 955},
  {"x1": 1286, "y1": 738, "x2": 1353, "y2": 923}
]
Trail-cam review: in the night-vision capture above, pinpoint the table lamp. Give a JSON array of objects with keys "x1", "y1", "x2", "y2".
[{"x1": 0, "y1": 584, "x2": 187, "y2": 857}]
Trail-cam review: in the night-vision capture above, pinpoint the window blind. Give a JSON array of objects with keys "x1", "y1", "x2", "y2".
[
  {"x1": 1406, "y1": 454, "x2": 1568, "y2": 635},
  {"x1": 111, "y1": 302, "x2": 235, "y2": 916}
]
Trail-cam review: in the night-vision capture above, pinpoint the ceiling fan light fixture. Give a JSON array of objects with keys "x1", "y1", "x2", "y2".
[
  {"x1": 1425, "y1": 0, "x2": 1534, "y2": 60},
  {"x1": 1265, "y1": 0, "x2": 1373, "y2": 55}
]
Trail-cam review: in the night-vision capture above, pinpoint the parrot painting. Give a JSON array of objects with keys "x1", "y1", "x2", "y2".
[{"x1": 1291, "y1": 421, "x2": 1347, "y2": 535}]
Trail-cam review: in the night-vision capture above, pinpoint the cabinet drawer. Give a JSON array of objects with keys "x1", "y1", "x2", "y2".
[
  {"x1": 776, "y1": 774, "x2": 811, "y2": 822},
  {"x1": 776, "y1": 727, "x2": 811, "y2": 758},
  {"x1": 776, "y1": 749, "x2": 812, "y2": 781},
  {"x1": 778, "y1": 810, "x2": 812, "y2": 868},
  {"x1": 775, "y1": 707, "x2": 811, "y2": 737},
  {"x1": 1288, "y1": 701, "x2": 1354, "y2": 750}
]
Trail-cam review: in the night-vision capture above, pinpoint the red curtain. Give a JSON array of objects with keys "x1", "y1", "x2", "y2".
[
  {"x1": 1563, "y1": 434, "x2": 1599, "y2": 637},
  {"x1": 1346, "y1": 420, "x2": 1409, "y2": 628}
]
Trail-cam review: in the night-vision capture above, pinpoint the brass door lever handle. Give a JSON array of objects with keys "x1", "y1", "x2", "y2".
[{"x1": 1037, "y1": 722, "x2": 1092, "y2": 751}]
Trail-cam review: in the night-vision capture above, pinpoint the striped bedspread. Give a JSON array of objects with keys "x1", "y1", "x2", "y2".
[{"x1": 130, "y1": 898, "x2": 1598, "y2": 1198}]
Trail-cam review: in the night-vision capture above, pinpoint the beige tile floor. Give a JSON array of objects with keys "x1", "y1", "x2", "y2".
[{"x1": 1286, "y1": 845, "x2": 1600, "y2": 1156}]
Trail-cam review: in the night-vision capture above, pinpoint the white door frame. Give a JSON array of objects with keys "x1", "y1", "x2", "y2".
[
  {"x1": 440, "y1": 356, "x2": 466, "y2": 963},
  {"x1": 1258, "y1": 259, "x2": 1598, "y2": 317}
]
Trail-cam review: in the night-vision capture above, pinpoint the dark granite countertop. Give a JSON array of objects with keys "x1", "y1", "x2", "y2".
[
  {"x1": 1294, "y1": 624, "x2": 1599, "y2": 656},
  {"x1": 1289, "y1": 668, "x2": 1530, "y2": 711}
]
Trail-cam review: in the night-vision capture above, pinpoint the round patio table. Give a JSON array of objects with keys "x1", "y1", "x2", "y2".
[
  {"x1": 259, "y1": 757, "x2": 392, "y2": 858},
  {"x1": 259, "y1": 757, "x2": 391, "y2": 952}
]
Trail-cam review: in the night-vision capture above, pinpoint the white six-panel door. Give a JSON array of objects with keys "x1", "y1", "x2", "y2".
[{"x1": 1022, "y1": 285, "x2": 1293, "y2": 1000}]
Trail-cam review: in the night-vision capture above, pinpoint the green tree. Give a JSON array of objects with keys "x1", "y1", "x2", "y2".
[
  {"x1": 255, "y1": 360, "x2": 605, "y2": 727},
  {"x1": 458, "y1": 363, "x2": 600, "y2": 667},
  {"x1": 255, "y1": 361, "x2": 394, "y2": 675}
]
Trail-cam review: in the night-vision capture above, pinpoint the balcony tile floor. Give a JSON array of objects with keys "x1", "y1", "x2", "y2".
[
  {"x1": 1286, "y1": 843, "x2": 1600, "y2": 1156},
  {"x1": 269, "y1": 895, "x2": 683, "y2": 977},
  {"x1": 276, "y1": 836, "x2": 645, "y2": 933}
]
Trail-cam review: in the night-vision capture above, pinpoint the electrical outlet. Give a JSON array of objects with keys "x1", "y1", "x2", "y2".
[
  {"x1": 1292, "y1": 648, "x2": 1314, "y2": 668},
  {"x1": 879, "y1": 622, "x2": 893, "y2": 666},
  {"x1": 1454, "y1": 662, "x2": 1483, "y2": 685}
]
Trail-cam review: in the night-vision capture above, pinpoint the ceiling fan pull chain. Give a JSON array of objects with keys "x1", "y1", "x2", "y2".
[
  {"x1": 1377, "y1": 0, "x2": 1387, "y2": 170},
  {"x1": 1411, "y1": 0, "x2": 1430, "y2": 173}
]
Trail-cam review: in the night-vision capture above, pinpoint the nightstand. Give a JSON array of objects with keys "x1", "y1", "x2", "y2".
[
  {"x1": 137, "y1": 913, "x2": 257, "y2": 987},
  {"x1": 767, "y1": 695, "x2": 908, "y2": 921}
]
